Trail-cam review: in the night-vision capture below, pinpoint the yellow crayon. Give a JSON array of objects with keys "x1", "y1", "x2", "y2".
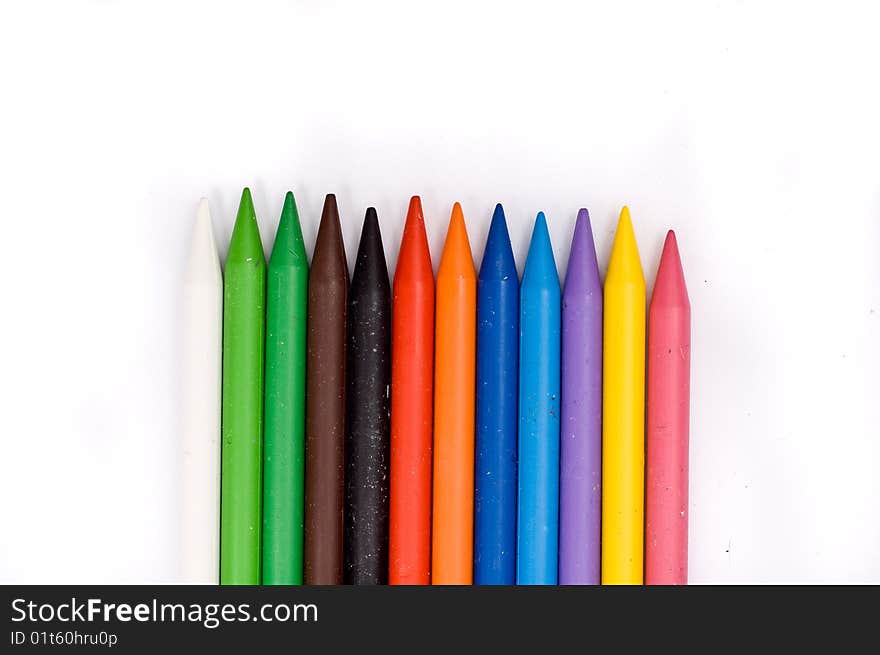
[{"x1": 601, "y1": 206, "x2": 646, "y2": 585}]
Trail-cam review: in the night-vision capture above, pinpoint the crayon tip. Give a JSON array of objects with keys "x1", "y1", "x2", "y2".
[
  {"x1": 395, "y1": 196, "x2": 433, "y2": 284},
  {"x1": 534, "y1": 210, "x2": 549, "y2": 237},
  {"x1": 227, "y1": 187, "x2": 265, "y2": 264},
  {"x1": 438, "y1": 202, "x2": 475, "y2": 279},
  {"x1": 197, "y1": 197, "x2": 210, "y2": 220},
  {"x1": 319, "y1": 194, "x2": 341, "y2": 239},
  {"x1": 606, "y1": 206, "x2": 644, "y2": 286},
  {"x1": 270, "y1": 191, "x2": 307, "y2": 268},
  {"x1": 563, "y1": 208, "x2": 601, "y2": 297},
  {"x1": 521, "y1": 211, "x2": 559, "y2": 289},
  {"x1": 651, "y1": 230, "x2": 689, "y2": 309},
  {"x1": 479, "y1": 204, "x2": 517, "y2": 282},
  {"x1": 351, "y1": 208, "x2": 389, "y2": 292},
  {"x1": 357, "y1": 208, "x2": 385, "y2": 274},
  {"x1": 451, "y1": 202, "x2": 465, "y2": 226},
  {"x1": 312, "y1": 193, "x2": 348, "y2": 280},
  {"x1": 240, "y1": 187, "x2": 254, "y2": 215},
  {"x1": 186, "y1": 198, "x2": 221, "y2": 283},
  {"x1": 364, "y1": 206, "x2": 380, "y2": 230},
  {"x1": 195, "y1": 198, "x2": 213, "y2": 245},
  {"x1": 663, "y1": 229, "x2": 677, "y2": 254}
]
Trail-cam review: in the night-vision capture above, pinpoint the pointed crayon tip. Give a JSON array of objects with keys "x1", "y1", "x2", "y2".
[
  {"x1": 451, "y1": 201, "x2": 465, "y2": 228},
  {"x1": 438, "y1": 202, "x2": 475, "y2": 279},
  {"x1": 317, "y1": 193, "x2": 342, "y2": 244},
  {"x1": 195, "y1": 197, "x2": 212, "y2": 236},
  {"x1": 282, "y1": 190, "x2": 295, "y2": 214},
  {"x1": 479, "y1": 204, "x2": 517, "y2": 282},
  {"x1": 522, "y1": 211, "x2": 559, "y2": 288},
  {"x1": 618, "y1": 205, "x2": 633, "y2": 233},
  {"x1": 270, "y1": 191, "x2": 307, "y2": 268},
  {"x1": 364, "y1": 206, "x2": 380, "y2": 232},
  {"x1": 239, "y1": 187, "x2": 255, "y2": 216},
  {"x1": 187, "y1": 198, "x2": 221, "y2": 283},
  {"x1": 195, "y1": 199, "x2": 215, "y2": 256},
  {"x1": 662, "y1": 229, "x2": 678, "y2": 256},
  {"x1": 408, "y1": 195, "x2": 423, "y2": 220},
  {"x1": 358, "y1": 207, "x2": 384, "y2": 269},
  {"x1": 651, "y1": 230, "x2": 689, "y2": 308},
  {"x1": 606, "y1": 205, "x2": 644, "y2": 286},
  {"x1": 352, "y1": 208, "x2": 389, "y2": 292},
  {"x1": 227, "y1": 187, "x2": 265, "y2": 264},
  {"x1": 563, "y1": 208, "x2": 601, "y2": 297},
  {"x1": 312, "y1": 193, "x2": 348, "y2": 280},
  {"x1": 323, "y1": 193, "x2": 339, "y2": 220},
  {"x1": 396, "y1": 196, "x2": 433, "y2": 284}
]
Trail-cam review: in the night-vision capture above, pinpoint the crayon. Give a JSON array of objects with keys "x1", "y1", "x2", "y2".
[
  {"x1": 344, "y1": 208, "x2": 392, "y2": 585},
  {"x1": 220, "y1": 188, "x2": 266, "y2": 585},
  {"x1": 516, "y1": 212, "x2": 561, "y2": 585},
  {"x1": 262, "y1": 192, "x2": 308, "y2": 584},
  {"x1": 432, "y1": 202, "x2": 477, "y2": 585},
  {"x1": 389, "y1": 197, "x2": 435, "y2": 585},
  {"x1": 474, "y1": 204, "x2": 519, "y2": 585},
  {"x1": 181, "y1": 199, "x2": 222, "y2": 584},
  {"x1": 601, "y1": 206, "x2": 646, "y2": 585},
  {"x1": 646, "y1": 231, "x2": 691, "y2": 585},
  {"x1": 304, "y1": 194, "x2": 349, "y2": 585},
  {"x1": 558, "y1": 209, "x2": 602, "y2": 585}
]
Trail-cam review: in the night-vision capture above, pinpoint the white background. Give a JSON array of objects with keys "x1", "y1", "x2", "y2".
[{"x1": 1, "y1": 0, "x2": 878, "y2": 583}]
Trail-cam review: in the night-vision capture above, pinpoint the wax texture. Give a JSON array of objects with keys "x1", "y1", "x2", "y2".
[
  {"x1": 516, "y1": 212, "x2": 561, "y2": 585},
  {"x1": 181, "y1": 199, "x2": 222, "y2": 584},
  {"x1": 559, "y1": 209, "x2": 602, "y2": 585},
  {"x1": 262, "y1": 192, "x2": 308, "y2": 584},
  {"x1": 304, "y1": 194, "x2": 349, "y2": 585},
  {"x1": 220, "y1": 188, "x2": 266, "y2": 585},
  {"x1": 344, "y1": 208, "x2": 392, "y2": 585},
  {"x1": 432, "y1": 202, "x2": 476, "y2": 585},
  {"x1": 474, "y1": 204, "x2": 519, "y2": 585},
  {"x1": 601, "y1": 206, "x2": 646, "y2": 585},
  {"x1": 646, "y1": 231, "x2": 691, "y2": 585},
  {"x1": 389, "y1": 197, "x2": 434, "y2": 585}
]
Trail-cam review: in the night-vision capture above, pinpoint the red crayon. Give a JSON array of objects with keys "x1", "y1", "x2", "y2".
[
  {"x1": 646, "y1": 230, "x2": 691, "y2": 585},
  {"x1": 388, "y1": 197, "x2": 435, "y2": 584}
]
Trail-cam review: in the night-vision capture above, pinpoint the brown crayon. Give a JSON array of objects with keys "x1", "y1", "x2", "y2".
[{"x1": 304, "y1": 194, "x2": 349, "y2": 584}]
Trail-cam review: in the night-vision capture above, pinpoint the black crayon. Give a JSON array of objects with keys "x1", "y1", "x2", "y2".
[{"x1": 343, "y1": 207, "x2": 392, "y2": 584}]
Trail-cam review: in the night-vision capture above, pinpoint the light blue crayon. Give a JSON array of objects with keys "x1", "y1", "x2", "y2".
[{"x1": 516, "y1": 211, "x2": 561, "y2": 585}]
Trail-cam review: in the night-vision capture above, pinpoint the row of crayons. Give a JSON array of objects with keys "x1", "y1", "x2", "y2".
[{"x1": 182, "y1": 189, "x2": 691, "y2": 586}]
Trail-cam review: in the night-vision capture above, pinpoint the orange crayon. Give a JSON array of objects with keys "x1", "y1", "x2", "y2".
[
  {"x1": 431, "y1": 202, "x2": 477, "y2": 585},
  {"x1": 389, "y1": 197, "x2": 435, "y2": 585}
]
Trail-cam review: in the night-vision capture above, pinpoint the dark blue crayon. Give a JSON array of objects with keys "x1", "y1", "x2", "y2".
[{"x1": 474, "y1": 204, "x2": 519, "y2": 584}]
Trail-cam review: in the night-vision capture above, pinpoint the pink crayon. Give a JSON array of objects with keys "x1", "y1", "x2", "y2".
[{"x1": 646, "y1": 231, "x2": 691, "y2": 584}]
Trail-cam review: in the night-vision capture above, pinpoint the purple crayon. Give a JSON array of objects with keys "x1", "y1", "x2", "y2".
[{"x1": 559, "y1": 208, "x2": 603, "y2": 584}]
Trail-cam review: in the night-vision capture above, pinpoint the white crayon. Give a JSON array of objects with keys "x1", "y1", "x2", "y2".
[{"x1": 181, "y1": 198, "x2": 222, "y2": 583}]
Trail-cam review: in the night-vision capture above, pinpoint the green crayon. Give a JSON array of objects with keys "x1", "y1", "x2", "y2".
[
  {"x1": 262, "y1": 192, "x2": 309, "y2": 584},
  {"x1": 220, "y1": 188, "x2": 266, "y2": 584}
]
